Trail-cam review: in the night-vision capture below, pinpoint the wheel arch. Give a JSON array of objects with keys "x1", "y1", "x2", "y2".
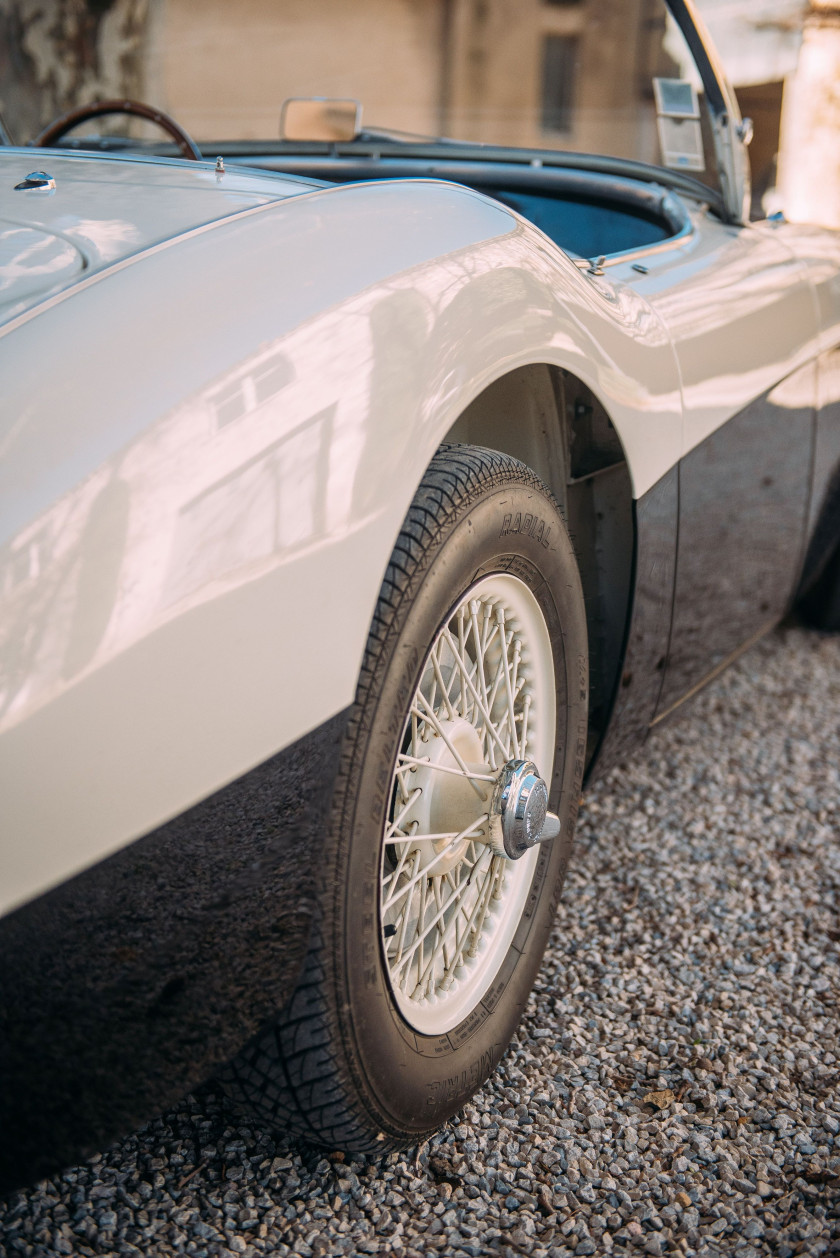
[{"x1": 442, "y1": 361, "x2": 635, "y2": 770}]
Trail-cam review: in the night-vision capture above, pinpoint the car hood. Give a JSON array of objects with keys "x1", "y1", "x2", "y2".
[{"x1": 0, "y1": 150, "x2": 323, "y2": 323}]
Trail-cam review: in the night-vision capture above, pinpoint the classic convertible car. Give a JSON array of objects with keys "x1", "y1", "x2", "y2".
[{"x1": 1, "y1": 0, "x2": 838, "y2": 1194}]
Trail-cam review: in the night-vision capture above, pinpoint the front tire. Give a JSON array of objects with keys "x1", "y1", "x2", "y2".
[{"x1": 224, "y1": 445, "x2": 588, "y2": 1150}]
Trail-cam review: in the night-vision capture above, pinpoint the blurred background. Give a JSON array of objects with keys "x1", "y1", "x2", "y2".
[{"x1": 0, "y1": 0, "x2": 837, "y2": 227}]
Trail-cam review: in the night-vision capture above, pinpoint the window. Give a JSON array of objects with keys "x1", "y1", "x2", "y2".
[{"x1": 541, "y1": 34, "x2": 579, "y2": 133}]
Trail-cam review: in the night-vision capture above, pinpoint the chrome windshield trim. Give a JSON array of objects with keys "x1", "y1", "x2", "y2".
[{"x1": 597, "y1": 213, "x2": 696, "y2": 270}]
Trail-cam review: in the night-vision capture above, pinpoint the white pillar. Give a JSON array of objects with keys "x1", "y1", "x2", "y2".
[{"x1": 779, "y1": 0, "x2": 840, "y2": 228}]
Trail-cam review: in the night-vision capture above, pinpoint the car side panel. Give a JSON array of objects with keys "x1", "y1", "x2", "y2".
[
  {"x1": 613, "y1": 216, "x2": 821, "y2": 711},
  {"x1": 657, "y1": 364, "x2": 817, "y2": 715},
  {"x1": 0, "y1": 178, "x2": 683, "y2": 917}
]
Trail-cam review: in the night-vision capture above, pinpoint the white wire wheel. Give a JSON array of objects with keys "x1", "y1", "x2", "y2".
[{"x1": 380, "y1": 572, "x2": 556, "y2": 1034}]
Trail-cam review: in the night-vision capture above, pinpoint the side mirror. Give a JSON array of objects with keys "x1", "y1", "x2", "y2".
[{"x1": 280, "y1": 98, "x2": 362, "y2": 142}]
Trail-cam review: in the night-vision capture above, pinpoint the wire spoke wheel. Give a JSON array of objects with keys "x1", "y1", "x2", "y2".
[{"x1": 380, "y1": 573, "x2": 555, "y2": 1034}]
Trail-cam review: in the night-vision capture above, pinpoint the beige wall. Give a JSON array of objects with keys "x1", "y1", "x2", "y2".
[
  {"x1": 154, "y1": 0, "x2": 446, "y2": 140},
  {"x1": 778, "y1": 0, "x2": 840, "y2": 227},
  {"x1": 149, "y1": 0, "x2": 671, "y2": 158},
  {"x1": 446, "y1": 0, "x2": 544, "y2": 146},
  {"x1": 447, "y1": 0, "x2": 659, "y2": 152}
]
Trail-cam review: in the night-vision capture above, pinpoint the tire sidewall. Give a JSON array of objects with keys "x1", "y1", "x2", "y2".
[{"x1": 329, "y1": 472, "x2": 587, "y2": 1137}]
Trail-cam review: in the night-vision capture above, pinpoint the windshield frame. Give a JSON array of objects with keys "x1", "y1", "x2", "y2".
[{"x1": 667, "y1": 0, "x2": 750, "y2": 222}]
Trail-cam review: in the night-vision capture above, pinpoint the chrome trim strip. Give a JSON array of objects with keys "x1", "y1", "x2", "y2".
[{"x1": 598, "y1": 215, "x2": 696, "y2": 270}]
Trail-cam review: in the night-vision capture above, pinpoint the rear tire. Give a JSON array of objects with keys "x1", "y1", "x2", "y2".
[
  {"x1": 799, "y1": 541, "x2": 840, "y2": 632},
  {"x1": 222, "y1": 445, "x2": 588, "y2": 1150}
]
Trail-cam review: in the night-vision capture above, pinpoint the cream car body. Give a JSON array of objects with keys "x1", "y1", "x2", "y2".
[{"x1": 2, "y1": 0, "x2": 840, "y2": 1193}]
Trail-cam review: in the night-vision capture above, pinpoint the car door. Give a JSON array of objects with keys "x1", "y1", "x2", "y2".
[{"x1": 616, "y1": 214, "x2": 819, "y2": 717}]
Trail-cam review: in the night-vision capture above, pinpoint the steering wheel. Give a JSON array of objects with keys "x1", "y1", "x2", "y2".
[{"x1": 34, "y1": 99, "x2": 202, "y2": 161}]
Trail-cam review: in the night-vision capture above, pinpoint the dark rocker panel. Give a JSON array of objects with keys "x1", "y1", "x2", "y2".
[
  {"x1": 587, "y1": 466, "x2": 678, "y2": 779},
  {"x1": 0, "y1": 706, "x2": 350, "y2": 1196},
  {"x1": 657, "y1": 363, "x2": 816, "y2": 716}
]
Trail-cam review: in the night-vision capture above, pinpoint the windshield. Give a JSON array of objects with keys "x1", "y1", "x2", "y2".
[{"x1": 170, "y1": 1, "x2": 718, "y2": 175}]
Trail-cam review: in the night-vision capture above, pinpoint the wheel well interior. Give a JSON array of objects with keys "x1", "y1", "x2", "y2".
[{"x1": 444, "y1": 364, "x2": 634, "y2": 771}]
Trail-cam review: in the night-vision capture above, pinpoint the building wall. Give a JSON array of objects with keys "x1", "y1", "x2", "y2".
[
  {"x1": 153, "y1": 0, "x2": 446, "y2": 141},
  {"x1": 735, "y1": 80, "x2": 784, "y2": 214},
  {"x1": 445, "y1": 0, "x2": 662, "y2": 155},
  {"x1": 778, "y1": 0, "x2": 840, "y2": 227},
  {"x1": 149, "y1": 0, "x2": 676, "y2": 162}
]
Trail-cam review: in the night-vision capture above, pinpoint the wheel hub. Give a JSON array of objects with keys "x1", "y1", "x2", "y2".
[
  {"x1": 402, "y1": 718, "x2": 490, "y2": 875},
  {"x1": 402, "y1": 737, "x2": 560, "y2": 873},
  {"x1": 488, "y1": 759, "x2": 560, "y2": 860}
]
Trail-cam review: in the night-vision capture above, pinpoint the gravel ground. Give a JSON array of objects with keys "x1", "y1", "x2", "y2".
[{"x1": 2, "y1": 622, "x2": 838, "y2": 1258}]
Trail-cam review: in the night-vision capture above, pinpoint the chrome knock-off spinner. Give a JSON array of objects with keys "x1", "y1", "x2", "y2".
[{"x1": 489, "y1": 759, "x2": 561, "y2": 860}]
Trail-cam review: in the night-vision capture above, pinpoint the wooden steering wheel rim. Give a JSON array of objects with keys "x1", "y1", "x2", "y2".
[{"x1": 34, "y1": 99, "x2": 202, "y2": 161}]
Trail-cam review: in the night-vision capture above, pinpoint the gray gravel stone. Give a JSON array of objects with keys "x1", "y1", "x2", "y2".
[{"x1": 1, "y1": 624, "x2": 839, "y2": 1257}]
